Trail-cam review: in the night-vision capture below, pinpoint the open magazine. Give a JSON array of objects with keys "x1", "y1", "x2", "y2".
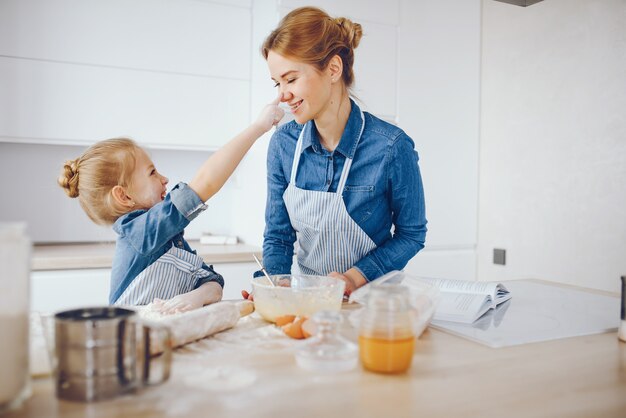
[{"x1": 418, "y1": 278, "x2": 511, "y2": 324}]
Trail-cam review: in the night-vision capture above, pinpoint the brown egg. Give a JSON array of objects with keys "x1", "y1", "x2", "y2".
[
  {"x1": 282, "y1": 316, "x2": 307, "y2": 339},
  {"x1": 301, "y1": 318, "x2": 316, "y2": 338},
  {"x1": 275, "y1": 315, "x2": 296, "y2": 326}
]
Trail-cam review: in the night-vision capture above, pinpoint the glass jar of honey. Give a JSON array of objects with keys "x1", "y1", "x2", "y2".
[{"x1": 358, "y1": 284, "x2": 415, "y2": 373}]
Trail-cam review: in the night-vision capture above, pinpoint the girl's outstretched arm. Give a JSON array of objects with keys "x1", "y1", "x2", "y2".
[{"x1": 189, "y1": 95, "x2": 283, "y2": 201}]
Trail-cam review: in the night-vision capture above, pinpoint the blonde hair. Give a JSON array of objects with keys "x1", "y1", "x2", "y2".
[
  {"x1": 58, "y1": 138, "x2": 140, "y2": 225},
  {"x1": 262, "y1": 7, "x2": 363, "y2": 89}
]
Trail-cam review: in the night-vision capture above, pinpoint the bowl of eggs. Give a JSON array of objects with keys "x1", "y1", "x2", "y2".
[{"x1": 251, "y1": 274, "x2": 345, "y2": 323}]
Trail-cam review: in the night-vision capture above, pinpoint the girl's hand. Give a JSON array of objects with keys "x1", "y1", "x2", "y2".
[
  {"x1": 155, "y1": 282, "x2": 222, "y2": 314},
  {"x1": 254, "y1": 94, "x2": 285, "y2": 132},
  {"x1": 154, "y1": 292, "x2": 205, "y2": 315}
]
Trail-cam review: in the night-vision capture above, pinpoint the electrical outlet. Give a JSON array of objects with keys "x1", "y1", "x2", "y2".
[{"x1": 493, "y1": 248, "x2": 506, "y2": 265}]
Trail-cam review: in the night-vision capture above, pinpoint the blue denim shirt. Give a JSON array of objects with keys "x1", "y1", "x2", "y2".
[
  {"x1": 262, "y1": 99, "x2": 427, "y2": 281},
  {"x1": 109, "y1": 182, "x2": 224, "y2": 304}
]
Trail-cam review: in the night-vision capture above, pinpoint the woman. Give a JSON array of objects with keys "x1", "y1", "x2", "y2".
[{"x1": 257, "y1": 6, "x2": 427, "y2": 295}]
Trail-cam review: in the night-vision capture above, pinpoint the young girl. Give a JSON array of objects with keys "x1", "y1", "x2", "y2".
[{"x1": 59, "y1": 98, "x2": 283, "y2": 314}]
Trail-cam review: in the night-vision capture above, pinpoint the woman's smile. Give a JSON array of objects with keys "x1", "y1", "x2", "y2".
[{"x1": 289, "y1": 99, "x2": 303, "y2": 113}]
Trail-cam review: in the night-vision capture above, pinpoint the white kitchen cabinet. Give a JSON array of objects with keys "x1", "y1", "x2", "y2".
[
  {"x1": 30, "y1": 269, "x2": 111, "y2": 313},
  {"x1": 211, "y1": 262, "x2": 258, "y2": 300},
  {"x1": 0, "y1": 0, "x2": 252, "y2": 150},
  {"x1": 0, "y1": 0, "x2": 251, "y2": 80},
  {"x1": 30, "y1": 262, "x2": 256, "y2": 312},
  {"x1": 404, "y1": 248, "x2": 476, "y2": 281},
  {"x1": 0, "y1": 57, "x2": 249, "y2": 150}
]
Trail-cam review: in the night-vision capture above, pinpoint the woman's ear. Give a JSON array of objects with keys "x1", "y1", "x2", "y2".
[
  {"x1": 111, "y1": 185, "x2": 135, "y2": 208},
  {"x1": 327, "y1": 55, "x2": 344, "y2": 83}
]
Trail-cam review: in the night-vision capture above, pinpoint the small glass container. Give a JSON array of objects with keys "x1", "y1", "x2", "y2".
[
  {"x1": 359, "y1": 284, "x2": 415, "y2": 374},
  {"x1": 619, "y1": 275, "x2": 625, "y2": 342},
  {"x1": 295, "y1": 311, "x2": 358, "y2": 372},
  {"x1": 0, "y1": 223, "x2": 31, "y2": 412}
]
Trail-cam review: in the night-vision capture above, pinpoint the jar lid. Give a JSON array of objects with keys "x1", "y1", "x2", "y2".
[
  {"x1": 0, "y1": 222, "x2": 27, "y2": 241},
  {"x1": 367, "y1": 284, "x2": 411, "y2": 311}
]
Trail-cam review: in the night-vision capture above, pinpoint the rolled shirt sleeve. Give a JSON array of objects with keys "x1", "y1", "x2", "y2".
[{"x1": 170, "y1": 182, "x2": 208, "y2": 221}]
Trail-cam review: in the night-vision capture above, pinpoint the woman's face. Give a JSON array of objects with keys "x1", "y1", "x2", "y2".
[{"x1": 267, "y1": 51, "x2": 332, "y2": 124}]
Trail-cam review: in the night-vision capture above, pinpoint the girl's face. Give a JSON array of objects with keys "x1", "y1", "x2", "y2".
[
  {"x1": 267, "y1": 51, "x2": 333, "y2": 124},
  {"x1": 128, "y1": 148, "x2": 169, "y2": 210}
]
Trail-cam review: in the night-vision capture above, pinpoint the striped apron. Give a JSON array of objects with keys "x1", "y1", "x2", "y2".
[
  {"x1": 114, "y1": 244, "x2": 210, "y2": 306},
  {"x1": 283, "y1": 109, "x2": 377, "y2": 276}
]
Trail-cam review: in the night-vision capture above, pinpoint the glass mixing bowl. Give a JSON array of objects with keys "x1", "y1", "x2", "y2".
[{"x1": 251, "y1": 275, "x2": 345, "y2": 323}]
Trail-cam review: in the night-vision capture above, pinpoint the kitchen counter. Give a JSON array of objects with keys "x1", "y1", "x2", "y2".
[
  {"x1": 31, "y1": 241, "x2": 262, "y2": 271},
  {"x1": 6, "y1": 299, "x2": 626, "y2": 418}
]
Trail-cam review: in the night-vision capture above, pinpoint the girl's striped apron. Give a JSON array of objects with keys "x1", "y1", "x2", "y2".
[
  {"x1": 283, "y1": 109, "x2": 377, "y2": 276},
  {"x1": 114, "y1": 244, "x2": 210, "y2": 306}
]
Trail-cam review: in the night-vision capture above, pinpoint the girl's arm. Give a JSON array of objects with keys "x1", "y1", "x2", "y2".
[{"x1": 189, "y1": 96, "x2": 283, "y2": 202}]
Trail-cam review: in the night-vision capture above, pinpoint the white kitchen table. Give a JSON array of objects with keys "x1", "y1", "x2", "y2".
[{"x1": 6, "y1": 284, "x2": 626, "y2": 418}]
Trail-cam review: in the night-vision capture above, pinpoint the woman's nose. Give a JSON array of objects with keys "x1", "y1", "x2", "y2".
[
  {"x1": 279, "y1": 87, "x2": 292, "y2": 102},
  {"x1": 162, "y1": 175, "x2": 169, "y2": 185}
]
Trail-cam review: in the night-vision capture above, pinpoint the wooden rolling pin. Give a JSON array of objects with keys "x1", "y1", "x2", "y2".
[
  {"x1": 143, "y1": 300, "x2": 254, "y2": 354},
  {"x1": 28, "y1": 301, "x2": 254, "y2": 376}
]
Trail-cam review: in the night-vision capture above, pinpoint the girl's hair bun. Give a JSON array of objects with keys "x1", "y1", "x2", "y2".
[{"x1": 58, "y1": 159, "x2": 80, "y2": 198}]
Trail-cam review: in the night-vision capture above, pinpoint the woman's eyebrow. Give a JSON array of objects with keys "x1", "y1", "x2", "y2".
[{"x1": 272, "y1": 70, "x2": 298, "y2": 81}]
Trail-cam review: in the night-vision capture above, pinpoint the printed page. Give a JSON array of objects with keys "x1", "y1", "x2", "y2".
[
  {"x1": 419, "y1": 278, "x2": 499, "y2": 299},
  {"x1": 432, "y1": 292, "x2": 493, "y2": 324},
  {"x1": 494, "y1": 283, "x2": 512, "y2": 305}
]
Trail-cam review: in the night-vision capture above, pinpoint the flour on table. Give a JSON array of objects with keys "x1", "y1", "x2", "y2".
[
  {"x1": 137, "y1": 302, "x2": 178, "y2": 321},
  {"x1": 183, "y1": 366, "x2": 257, "y2": 391}
]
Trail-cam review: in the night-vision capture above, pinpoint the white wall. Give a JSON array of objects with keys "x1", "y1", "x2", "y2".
[
  {"x1": 1, "y1": 0, "x2": 483, "y2": 285},
  {"x1": 0, "y1": 0, "x2": 252, "y2": 149},
  {"x1": 478, "y1": 0, "x2": 626, "y2": 292},
  {"x1": 400, "y1": 0, "x2": 481, "y2": 280},
  {"x1": 233, "y1": 0, "x2": 411, "y2": 246},
  {"x1": 5, "y1": 0, "x2": 619, "y2": 293},
  {"x1": 0, "y1": 142, "x2": 233, "y2": 242},
  {"x1": 235, "y1": 1, "x2": 483, "y2": 286},
  {"x1": 0, "y1": 0, "x2": 253, "y2": 242},
  {"x1": 230, "y1": 0, "x2": 280, "y2": 247}
]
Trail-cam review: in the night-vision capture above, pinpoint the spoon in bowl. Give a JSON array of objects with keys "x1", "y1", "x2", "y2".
[{"x1": 253, "y1": 254, "x2": 274, "y2": 286}]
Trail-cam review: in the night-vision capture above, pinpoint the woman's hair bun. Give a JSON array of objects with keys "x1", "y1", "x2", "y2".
[
  {"x1": 58, "y1": 159, "x2": 80, "y2": 198},
  {"x1": 334, "y1": 17, "x2": 362, "y2": 49}
]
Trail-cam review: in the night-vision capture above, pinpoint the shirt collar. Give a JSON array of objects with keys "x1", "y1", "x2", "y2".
[{"x1": 300, "y1": 99, "x2": 364, "y2": 159}]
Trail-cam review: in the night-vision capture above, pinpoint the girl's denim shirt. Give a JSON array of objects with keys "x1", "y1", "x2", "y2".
[
  {"x1": 261, "y1": 99, "x2": 428, "y2": 282},
  {"x1": 109, "y1": 182, "x2": 224, "y2": 304}
]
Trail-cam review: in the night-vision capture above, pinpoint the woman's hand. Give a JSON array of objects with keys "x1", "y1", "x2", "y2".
[
  {"x1": 329, "y1": 268, "x2": 368, "y2": 297},
  {"x1": 253, "y1": 94, "x2": 285, "y2": 133}
]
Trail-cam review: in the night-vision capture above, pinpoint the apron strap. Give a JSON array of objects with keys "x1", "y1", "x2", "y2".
[
  {"x1": 290, "y1": 108, "x2": 366, "y2": 194},
  {"x1": 290, "y1": 126, "x2": 306, "y2": 184}
]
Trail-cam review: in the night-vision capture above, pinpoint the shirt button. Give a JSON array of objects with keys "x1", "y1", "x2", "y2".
[
  {"x1": 326, "y1": 180, "x2": 331, "y2": 185},
  {"x1": 329, "y1": 156, "x2": 333, "y2": 161}
]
